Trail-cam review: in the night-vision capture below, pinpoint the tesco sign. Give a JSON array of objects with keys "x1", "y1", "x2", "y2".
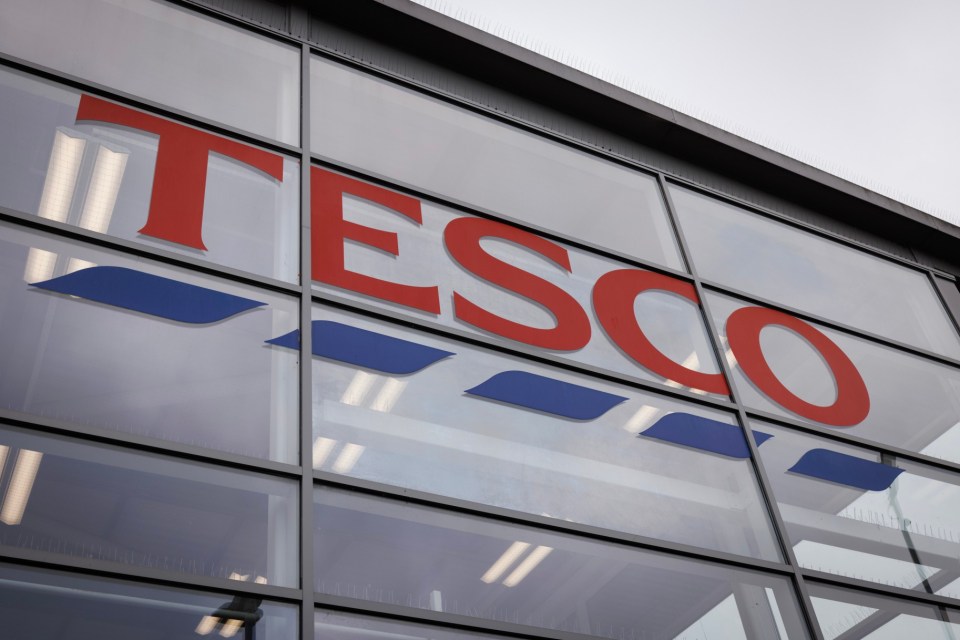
[{"x1": 76, "y1": 95, "x2": 870, "y2": 428}]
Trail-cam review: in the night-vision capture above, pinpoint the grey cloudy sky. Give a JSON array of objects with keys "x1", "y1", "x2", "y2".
[{"x1": 413, "y1": 0, "x2": 960, "y2": 226}]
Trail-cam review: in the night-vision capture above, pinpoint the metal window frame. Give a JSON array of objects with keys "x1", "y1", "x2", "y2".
[{"x1": 0, "y1": 2, "x2": 959, "y2": 640}]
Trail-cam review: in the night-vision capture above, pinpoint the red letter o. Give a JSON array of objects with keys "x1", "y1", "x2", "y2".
[
  {"x1": 593, "y1": 269, "x2": 730, "y2": 395},
  {"x1": 726, "y1": 307, "x2": 869, "y2": 426}
]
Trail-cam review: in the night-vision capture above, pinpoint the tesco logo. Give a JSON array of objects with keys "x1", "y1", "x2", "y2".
[{"x1": 74, "y1": 94, "x2": 870, "y2": 428}]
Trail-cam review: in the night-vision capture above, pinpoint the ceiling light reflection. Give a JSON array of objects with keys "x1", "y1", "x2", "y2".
[
  {"x1": 481, "y1": 541, "x2": 530, "y2": 584},
  {"x1": 38, "y1": 128, "x2": 86, "y2": 223},
  {"x1": 503, "y1": 545, "x2": 553, "y2": 587},
  {"x1": 0, "y1": 449, "x2": 43, "y2": 525},
  {"x1": 331, "y1": 443, "x2": 365, "y2": 473},
  {"x1": 194, "y1": 615, "x2": 219, "y2": 636},
  {"x1": 341, "y1": 371, "x2": 376, "y2": 406},
  {"x1": 370, "y1": 378, "x2": 407, "y2": 413},
  {"x1": 78, "y1": 144, "x2": 128, "y2": 234}
]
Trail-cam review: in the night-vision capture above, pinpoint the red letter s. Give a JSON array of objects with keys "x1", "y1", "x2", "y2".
[{"x1": 444, "y1": 217, "x2": 590, "y2": 351}]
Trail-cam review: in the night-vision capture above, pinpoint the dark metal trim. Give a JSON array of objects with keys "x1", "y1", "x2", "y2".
[
  {"x1": 700, "y1": 279, "x2": 960, "y2": 371},
  {"x1": 306, "y1": 155, "x2": 690, "y2": 283},
  {"x1": 310, "y1": 292, "x2": 739, "y2": 412},
  {"x1": 315, "y1": 593, "x2": 602, "y2": 640},
  {"x1": 658, "y1": 173, "x2": 826, "y2": 640},
  {"x1": 0, "y1": 206, "x2": 302, "y2": 296},
  {"x1": 311, "y1": 472, "x2": 792, "y2": 576},
  {"x1": 803, "y1": 570, "x2": 960, "y2": 609},
  {"x1": 0, "y1": 408, "x2": 301, "y2": 479},
  {"x1": 0, "y1": 53, "x2": 302, "y2": 158},
  {"x1": 663, "y1": 175, "x2": 956, "y2": 279},
  {"x1": 298, "y1": 41, "x2": 318, "y2": 640},
  {"x1": 0, "y1": 547, "x2": 303, "y2": 603},
  {"x1": 743, "y1": 408, "x2": 960, "y2": 476}
]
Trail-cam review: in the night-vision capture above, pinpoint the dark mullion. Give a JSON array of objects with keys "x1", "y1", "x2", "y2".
[
  {"x1": 0, "y1": 547, "x2": 302, "y2": 603},
  {"x1": 657, "y1": 173, "x2": 826, "y2": 640},
  {"x1": 0, "y1": 408, "x2": 301, "y2": 480},
  {"x1": 311, "y1": 292, "x2": 738, "y2": 412},
  {"x1": 312, "y1": 472, "x2": 792, "y2": 576},
  {"x1": 0, "y1": 54, "x2": 302, "y2": 158},
  {"x1": 307, "y1": 155, "x2": 691, "y2": 282},
  {"x1": 0, "y1": 207, "x2": 301, "y2": 297},
  {"x1": 699, "y1": 278, "x2": 960, "y2": 371},
  {"x1": 803, "y1": 569, "x2": 960, "y2": 611},
  {"x1": 743, "y1": 407, "x2": 960, "y2": 477},
  {"x1": 315, "y1": 592, "x2": 601, "y2": 640},
  {"x1": 298, "y1": 40, "x2": 318, "y2": 640},
  {"x1": 307, "y1": 152, "x2": 960, "y2": 376},
  {"x1": 662, "y1": 174, "x2": 960, "y2": 281}
]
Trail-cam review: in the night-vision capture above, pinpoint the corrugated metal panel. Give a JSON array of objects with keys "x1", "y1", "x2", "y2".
[{"x1": 187, "y1": 0, "x2": 290, "y2": 32}]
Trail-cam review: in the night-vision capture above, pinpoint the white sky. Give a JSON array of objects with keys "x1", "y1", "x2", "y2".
[{"x1": 413, "y1": 0, "x2": 960, "y2": 226}]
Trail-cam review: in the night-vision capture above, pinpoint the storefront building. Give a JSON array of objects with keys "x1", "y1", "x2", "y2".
[{"x1": 1, "y1": 1, "x2": 960, "y2": 638}]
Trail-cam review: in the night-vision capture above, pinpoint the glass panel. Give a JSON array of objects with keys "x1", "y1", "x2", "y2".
[
  {"x1": 0, "y1": 222, "x2": 299, "y2": 463},
  {"x1": 311, "y1": 307, "x2": 780, "y2": 560},
  {"x1": 311, "y1": 58, "x2": 682, "y2": 268},
  {"x1": 671, "y1": 185, "x2": 960, "y2": 358},
  {"x1": 809, "y1": 583, "x2": 960, "y2": 640},
  {"x1": 706, "y1": 292, "x2": 960, "y2": 464},
  {"x1": 0, "y1": 426, "x2": 298, "y2": 586},
  {"x1": 0, "y1": 563, "x2": 297, "y2": 640},
  {"x1": 0, "y1": 0, "x2": 299, "y2": 144},
  {"x1": 0, "y1": 67, "x2": 299, "y2": 282},
  {"x1": 316, "y1": 610, "x2": 509, "y2": 640},
  {"x1": 313, "y1": 488, "x2": 810, "y2": 639},
  {"x1": 753, "y1": 421, "x2": 960, "y2": 596},
  {"x1": 311, "y1": 172, "x2": 723, "y2": 396}
]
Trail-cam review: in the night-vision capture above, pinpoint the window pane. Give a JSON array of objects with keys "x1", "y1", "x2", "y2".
[
  {"x1": 753, "y1": 421, "x2": 960, "y2": 596},
  {"x1": 316, "y1": 610, "x2": 508, "y2": 640},
  {"x1": 672, "y1": 186, "x2": 960, "y2": 358},
  {"x1": 707, "y1": 292, "x2": 960, "y2": 464},
  {"x1": 311, "y1": 58, "x2": 682, "y2": 267},
  {"x1": 0, "y1": 563, "x2": 298, "y2": 640},
  {"x1": 310, "y1": 307, "x2": 780, "y2": 560},
  {"x1": 0, "y1": 426, "x2": 298, "y2": 587},
  {"x1": 0, "y1": 67, "x2": 299, "y2": 282},
  {"x1": 314, "y1": 488, "x2": 808, "y2": 639},
  {"x1": 0, "y1": 0, "x2": 299, "y2": 144},
  {"x1": 808, "y1": 583, "x2": 960, "y2": 640},
  {"x1": 0, "y1": 222, "x2": 299, "y2": 463},
  {"x1": 311, "y1": 171, "x2": 723, "y2": 396}
]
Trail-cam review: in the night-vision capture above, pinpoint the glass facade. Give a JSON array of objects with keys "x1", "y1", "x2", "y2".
[{"x1": 1, "y1": 1, "x2": 959, "y2": 639}]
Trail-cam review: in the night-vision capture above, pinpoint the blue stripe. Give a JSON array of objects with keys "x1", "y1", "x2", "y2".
[
  {"x1": 30, "y1": 266, "x2": 264, "y2": 323},
  {"x1": 267, "y1": 321, "x2": 454, "y2": 374},
  {"x1": 789, "y1": 449, "x2": 904, "y2": 491},
  {"x1": 465, "y1": 370, "x2": 627, "y2": 420},
  {"x1": 640, "y1": 412, "x2": 763, "y2": 459}
]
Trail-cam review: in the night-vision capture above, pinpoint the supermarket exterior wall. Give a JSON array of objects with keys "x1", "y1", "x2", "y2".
[{"x1": 2, "y1": 1, "x2": 960, "y2": 639}]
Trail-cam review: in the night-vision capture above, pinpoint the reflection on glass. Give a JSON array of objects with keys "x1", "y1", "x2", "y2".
[
  {"x1": 0, "y1": 425, "x2": 298, "y2": 587},
  {"x1": 0, "y1": 223, "x2": 299, "y2": 463},
  {"x1": 707, "y1": 292, "x2": 960, "y2": 464},
  {"x1": 316, "y1": 609, "x2": 516, "y2": 640},
  {"x1": 314, "y1": 488, "x2": 810, "y2": 639},
  {"x1": 314, "y1": 185, "x2": 722, "y2": 395},
  {"x1": 0, "y1": 67, "x2": 300, "y2": 282},
  {"x1": 0, "y1": 0, "x2": 299, "y2": 143},
  {"x1": 753, "y1": 421, "x2": 960, "y2": 596},
  {"x1": 809, "y1": 583, "x2": 960, "y2": 640},
  {"x1": 0, "y1": 563, "x2": 297, "y2": 640},
  {"x1": 312, "y1": 307, "x2": 780, "y2": 560},
  {"x1": 671, "y1": 185, "x2": 960, "y2": 358},
  {"x1": 311, "y1": 58, "x2": 683, "y2": 267}
]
